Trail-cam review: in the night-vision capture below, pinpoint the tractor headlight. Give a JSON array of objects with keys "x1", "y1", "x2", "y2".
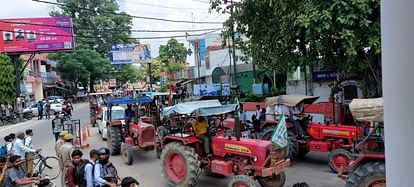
[{"x1": 251, "y1": 156, "x2": 258, "y2": 162}]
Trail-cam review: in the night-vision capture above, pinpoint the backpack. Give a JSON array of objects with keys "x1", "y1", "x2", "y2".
[
  {"x1": 0, "y1": 144, "x2": 7, "y2": 157},
  {"x1": 102, "y1": 162, "x2": 118, "y2": 185},
  {"x1": 74, "y1": 160, "x2": 94, "y2": 187}
]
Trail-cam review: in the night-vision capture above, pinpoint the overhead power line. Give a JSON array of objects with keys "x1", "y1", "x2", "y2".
[
  {"x1": 0, "y1": 20, "x2": 222, "y2": 33},
  {"x1": 118, "y1": 0, "x2": 208, "y2": 10},
  {"x1": 0, "y1": 28, "x2": 220, "y2": 40},
  {"x1": 32, "y1": 0, "x2": 223, "y2": 24}
]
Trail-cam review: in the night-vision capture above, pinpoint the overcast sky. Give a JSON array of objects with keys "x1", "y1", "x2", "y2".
[{"x1": 0, "y1": 0, "x2": 228, "y2": 65}]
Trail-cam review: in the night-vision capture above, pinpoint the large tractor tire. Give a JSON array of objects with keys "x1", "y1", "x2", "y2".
[
  {"x1": 328, "y1": 149, "x2": 352, "y2": 173},
  {"x1": 345, "y1": 161, "x2": 385, "y2": 187},
  {"x1": 261, "y1": 127, "x2": 299, "y2": 161},
  {"x1": 107, "y1": 126, "x2": 122, "y2": 155},
  {"x1": 257, "y1": 172, "x2": 286, "y2": 187},
  {"x1": 228, "y1": 175, "x2": 259, "y2": 187},
  {"x1": 161, "y1": 142, "x2": 201, "y2": 187}
]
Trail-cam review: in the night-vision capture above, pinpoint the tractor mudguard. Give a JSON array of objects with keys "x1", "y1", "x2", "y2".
[{"x1": 347, "y1": 153, "x2": 385, "y2": 172}]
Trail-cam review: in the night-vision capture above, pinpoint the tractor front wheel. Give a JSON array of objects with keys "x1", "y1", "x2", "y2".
[
  {"x1": 107, "y1": 126, "x2": 122, "y2": 155},
  {"x1": 345, "y1": 161, "x2": 385, "y2": 187},
  {"x1": 161, "y1": 142, "x2": 201, "y2": 187},
  {"x1": 257, "y1": 172, "x2": 286, "y2": 187},
  {"x1": 121, "y1": 144, "x2": 134, "y2": 165},
  {"x1": 328, "y1": 149, "x2": 352, "y2": 173},
  {"x1": 228, "y1": 175, "x2": 258, "y2": 187},
  {"x1": 260, "y1": 127, "x2": 299, "y2": 162}
]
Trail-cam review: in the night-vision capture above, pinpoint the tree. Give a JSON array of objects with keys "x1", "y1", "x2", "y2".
[
  {"x1": 0, "y1": 54, "x2": 16, "y2": 103},
  {"x1": 159, "y1": 39, "x2": 188, "y2": 63},
  {"x1": 211, "y1": 0, "x2": 381, "y2": 97},
  {"x1": 50, "y1": 0, "x2": 135, "y2": 56},
  {"x1": 139, "y1": 59, "x2": 162, "y2": 83},
  {"x1": 50, "y1": 45, "x2": 111, "y2": 92},
  {"x1": 113, "y1": 64, "x2": 143, "y2": 85}
]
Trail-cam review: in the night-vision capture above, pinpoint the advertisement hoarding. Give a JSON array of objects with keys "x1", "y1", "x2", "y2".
[
  {"x1": 109, "y1": 44, "x2": 151, "y2": 64},
  {"x1": 0, "y1": 17, "x2": 74, "y2": 53},
  {"x1": 109, "y1": 79, "x2": 117, "y2": 88}
]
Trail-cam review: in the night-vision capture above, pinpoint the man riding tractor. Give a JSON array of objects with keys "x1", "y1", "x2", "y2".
[{"x1": 156, "y1": 99, "x2": 291, "y2": 187}]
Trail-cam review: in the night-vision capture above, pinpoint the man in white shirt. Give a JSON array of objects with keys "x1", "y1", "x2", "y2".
[
  {"x1": 13, "y1": 132, "x2": 38, "y2": 158},
  {"x1": 239, "y1": 104, "x2": 247, "y2": 124},
  {"x1": 255, "y1": 105, "x2": 261, "y2": 120},
  {"x1": 24, "y1": 129, "x2": 33, "y2": 148}
]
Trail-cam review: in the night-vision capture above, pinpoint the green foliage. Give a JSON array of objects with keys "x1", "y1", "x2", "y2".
[
  {"x1": 0, "y1": 54, "x2": 16, "y2": 103},
  {"x1": 113, "y1": 64, "x2": 142, "y2": 84},
  {"x1": 50, "y1": 45, "x2": 110, "y2": 91},
  {"x1": 242, "y1": 92, "x2": 263, "y2": 102},
  {"x1": 50, "y1": 0, "x2": 135, "y2": 56},
  {"x1": 159, "y1": 39, "x2": 188, "y2": 63},
  {"x1": 139, "y1": 59, "x2": 162, "y2": 83},
  {"x1": 166, "y1": 61, "x2": 184, "y2": 73},
  {"x1": 211, "y1": 0, "x2": 381, "y2": 97},
  {"x1": 159, "y1": 85, "x2": 168, "y2": 92}
]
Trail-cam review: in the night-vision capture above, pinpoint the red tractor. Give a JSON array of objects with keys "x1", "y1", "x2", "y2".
[
  {"x1": 88, "y1": 92, "x2": 112, "y2": 127},
  {"x1": 156, "y1": 100, "x2": 290, "y2": 187},
  {"x1": 258, "y1": 95, "x2": 364, "y2": 173},
  {"x1": 105, "y1": 97, "x2": 157, "y2": 165},
  {"x1": 339, "y1": 98, "x2": 385, "y2": 187}
]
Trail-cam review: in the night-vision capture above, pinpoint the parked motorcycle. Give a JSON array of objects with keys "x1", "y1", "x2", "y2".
[
  {"x1": 23, "y1": 110, "x2": 33, "y2": 120},
  {"x1": 0, "y1": 113, "x2": 17, "y2": 125}
]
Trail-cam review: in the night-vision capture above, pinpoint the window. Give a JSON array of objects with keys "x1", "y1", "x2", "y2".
[{"x1": 343, "y1": 85, "x2": 358, "y2": 101}]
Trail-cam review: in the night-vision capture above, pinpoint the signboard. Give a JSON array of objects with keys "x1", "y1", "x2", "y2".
[
  {"x1": 312, "y1": 70, "x2": 337, "y2": 81},
  {"x1": 0, "y1": 17, "x2": 74, "y2": 53},
  {"x1": 109, "y1": 44, "x2": 151, "y2": 64},
  {"x1": 222, "y1": 84, "x2": 230, "y2": 96},
  {"x1": 109, "y1": 79, "x2": 116, "y2": 88},
  {"x1": 193, "y1": 84, "x2": 221, "y2": 96}
]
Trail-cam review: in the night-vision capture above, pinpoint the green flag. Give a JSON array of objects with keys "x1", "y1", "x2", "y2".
[{"x1": 270, "y1": 113, "x2": 288, "y2": 149}]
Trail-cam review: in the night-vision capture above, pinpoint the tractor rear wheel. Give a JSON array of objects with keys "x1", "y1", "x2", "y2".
[
  {"x1": 107, "y1": 126, "x2": 122, "y2": 155},
  {"x1": 121, "y1": 144, "x2": 134, "y2": 165},
  {"x1": 328, "y1": 149, "x2": 352, "y2": 173},
  {"x1": 257, "y1": 172, "x2": 286, "y2": 187},
  {"x1": 345, "y1": 161, "x2": 385, "y2": 187},
  {"x1": 228, "y1": 175, "x2": 258, "y2": 187},
  {"x1": 260, "y1": 127, "x2": 299, "y2": 161},
  {"x1": 161, "y1": 142, "x2": 201, "y2": 187}
]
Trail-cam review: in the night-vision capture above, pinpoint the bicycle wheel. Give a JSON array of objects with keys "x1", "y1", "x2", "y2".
[{"x1": 39, "y1": 156, "x2": 61, "y2": 180}]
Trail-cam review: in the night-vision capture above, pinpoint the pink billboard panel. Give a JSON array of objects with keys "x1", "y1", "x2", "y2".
[{"x1": 0, "y1": 17, "x2": 74, "y2": 53}]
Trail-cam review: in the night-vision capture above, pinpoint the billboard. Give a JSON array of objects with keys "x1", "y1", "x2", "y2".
[
  {"x1": 109, "y1": 44, "x2": 151, "y2": 64},
  {"x1": 0, "y1": 17, "x2": 74, "y2": 53}
]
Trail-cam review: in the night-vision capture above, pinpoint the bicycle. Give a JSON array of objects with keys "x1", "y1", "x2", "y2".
[{"x1": 21, "y1": 151, "x2": 62, "y2": 181}]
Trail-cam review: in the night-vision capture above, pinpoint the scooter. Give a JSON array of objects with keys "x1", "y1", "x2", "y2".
[
  {"x1": 23, "y1": 110, "x2": 33, "y2": 120},
  {"x1": 0, "y1": 113, "x2": 17, "y2": 125}
]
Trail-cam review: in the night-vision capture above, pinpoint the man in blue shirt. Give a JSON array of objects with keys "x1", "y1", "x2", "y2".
[{"x1": 85, "y1": 149, "x2": 98, "y2": 187}]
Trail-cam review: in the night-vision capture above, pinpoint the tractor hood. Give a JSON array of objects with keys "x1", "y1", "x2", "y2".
[{"x1": 212, "y1": 136, "x2": 274, "y2": 166}]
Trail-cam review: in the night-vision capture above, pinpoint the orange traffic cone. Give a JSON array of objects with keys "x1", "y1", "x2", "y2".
[
  {"x1": 87, "y1": 125, "x2": 91, "y2": 137},
  {"x1": 82, "y1": 126, "x2": 87, "y2": 142},
  {"x1": 75, "y1": 137, "x2": 81, "y2": 147}
]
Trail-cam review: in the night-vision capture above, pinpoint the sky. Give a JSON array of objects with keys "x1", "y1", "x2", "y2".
[{"x1": 0, "y1": 0, "x2": 229, "y2": 65}]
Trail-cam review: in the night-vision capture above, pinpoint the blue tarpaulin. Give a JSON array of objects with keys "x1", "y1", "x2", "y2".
[
  {"x1": 108, "y1": 97, "x2": 152, "y2": 107},
  {"x1": 161, "y1": 99, "x2": 237, "y2": 118}
]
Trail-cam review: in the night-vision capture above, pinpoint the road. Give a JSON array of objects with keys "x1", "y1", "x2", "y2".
[{"x1": 0, "y1": 103, "x2": 345, "y2": 187}]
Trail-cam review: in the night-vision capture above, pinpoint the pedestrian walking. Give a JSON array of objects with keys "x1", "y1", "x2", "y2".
[
  {"x1": 45, "y1": 100, "x2": 51, "y2": 120},
  {"x1": 60, "y1": 134, "x2": 74, "y2": 168},
  {"x1": 37, "y1": 101, "x2": 43, "y2": 120},
  {"x1": 4, "y1": 135, "x2": 14, "y2": 156},
  {"x1": 52, "y1": 112, "x2": 64, "y2": 141},
  {"x1": 24, "y1": 129, "x2": 33, "y2": 149},
  {"x1": 4, "y1": 155, "x2": 40, "y2": 186},
  {"x1": 94, "y1": 147, "x2": 119, "y2": 187}
]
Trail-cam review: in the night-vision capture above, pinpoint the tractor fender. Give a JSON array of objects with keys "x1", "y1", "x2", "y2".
[
  {"x1": 347, "y1": 153, "x2": 385, "y2": 173},
  {"x1": 162, "y1": 135, "x2": 201, "y2": 147}
]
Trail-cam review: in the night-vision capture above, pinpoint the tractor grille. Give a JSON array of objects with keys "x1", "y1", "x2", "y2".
[{"x1": 141, "y1": 128, "x2": 156, "y2": 144}]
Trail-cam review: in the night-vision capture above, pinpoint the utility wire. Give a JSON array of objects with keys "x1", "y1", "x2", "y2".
[
  {"x1": 118, "y1": 0, "x2": 208, "y2": 10},
  {"x1": 32, "y1": 0, "x2": 223, "y2": 24},
  {"x1": 0, "y1": 28, "x2": 220, "y2": 40},
  {"x1": 0, "y1": 20, "x2": 222, "y2": 33}
]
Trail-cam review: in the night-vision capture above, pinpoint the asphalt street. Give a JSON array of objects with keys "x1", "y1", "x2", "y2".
[{"x1": 0, "y1": 103, "x2": 345, "y2": 187}]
